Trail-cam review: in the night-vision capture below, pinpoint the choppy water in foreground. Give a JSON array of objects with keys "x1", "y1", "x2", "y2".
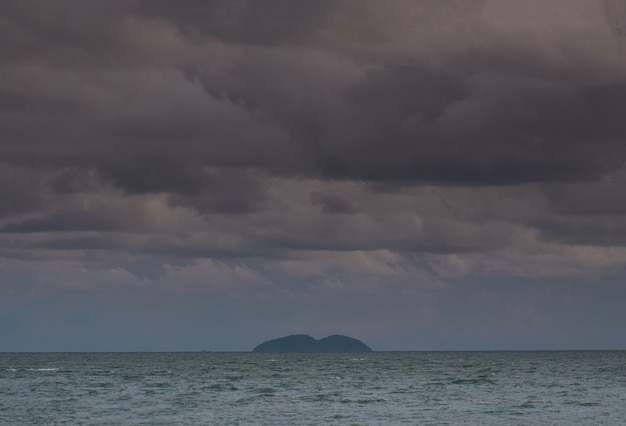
[{"x1": 1, "y1": 351, "x2": 625, "y2": 425}]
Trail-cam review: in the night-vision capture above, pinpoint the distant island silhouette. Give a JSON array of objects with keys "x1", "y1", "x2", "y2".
[{"x1": 252, "y1": 334, "x2": 372, "y2": 353}]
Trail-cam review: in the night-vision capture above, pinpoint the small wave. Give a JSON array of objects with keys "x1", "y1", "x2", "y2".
[
  {"x1": 27, "y1": 368, "x2": 60, "y2": 372},
  {"x1": 516, "y1": 401, "x2": 536, "y2": 409},
  {"x1": 450, "y1": 376, "x2": 493, "y2": 385},
  {"x1": 204, "y1": 383, "x2": 239, "y2": 392},
  {"x1": 566, "y1": 400, "x2": 602, "y2": 407},
  {"x1": 302, "y1": 391, "x2": 341, "y2": 402},
  {"x1": 340, "y1": 397, "x2": 388, "y2": 404},
  {"x1": 256, "y1": 387, "x2": 277, "y2": 395},
  {"x1": 6, "y1": 368, "x2": 17, "y2": 372}
]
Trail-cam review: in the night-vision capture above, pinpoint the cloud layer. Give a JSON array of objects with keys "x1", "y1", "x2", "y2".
[{"x1": 1, "y1": 0, "x2": 626, "y2": 350}]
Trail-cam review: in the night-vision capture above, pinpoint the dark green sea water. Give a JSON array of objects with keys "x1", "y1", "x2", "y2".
[{"x1": 1, "y1": 351, "x2": 625, "y2": 425}]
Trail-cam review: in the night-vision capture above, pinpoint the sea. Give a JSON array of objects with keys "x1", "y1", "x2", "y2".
[{"x1": 1, "y1": 351, "x2": 625, "y2": 425}]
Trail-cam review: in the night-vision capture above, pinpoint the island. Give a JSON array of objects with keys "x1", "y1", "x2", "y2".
[{"x1": 252, "y1": 334, "x2": 372, "y2": 353}]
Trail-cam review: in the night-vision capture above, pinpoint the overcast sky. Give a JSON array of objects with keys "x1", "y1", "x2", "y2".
[{"x1": 2, "y1": 0, "x2": 626, "y2": 351}]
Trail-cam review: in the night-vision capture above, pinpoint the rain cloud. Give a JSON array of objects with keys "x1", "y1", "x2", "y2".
[{"x1": 1, "y1": 0, "x2": 626, "y2": 350}]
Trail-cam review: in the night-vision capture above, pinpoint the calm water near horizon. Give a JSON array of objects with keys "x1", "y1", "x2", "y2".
[{"x1": 1, "y1": 351, "x2": 625, "y2": 425}]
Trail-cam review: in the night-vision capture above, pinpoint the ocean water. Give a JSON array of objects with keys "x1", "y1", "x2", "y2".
[{"x1": 1, "y1": 351, "x2": 625, "y2": 425}]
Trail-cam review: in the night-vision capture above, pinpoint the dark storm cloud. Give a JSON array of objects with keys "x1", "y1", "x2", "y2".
[
  {"x1": 1, "y1": 1, "x2": 626, "y2": 284},
  {"x1": 0, "y1": 0, "x2": 135, "y2": 65},
  {"x1": 139, "y1": 0, "x2": 335, "y2": 45},
  {"x1": 98, "y1": 155, "x2": 208, "y2": 196},
  {"x1": 531, "y1": 216, "x2": 626, "y2": 246},
  {"x1": 1, "y1": 213, "x2": 119, "y2": 233},
  {"x1": 605, "y1": 0, "x2": 626, "y2": 35},
  {"x1": 0, "y1": 163, "x2": 47, "y2": 217},
  {"x1": 140, "y1": 1, "x2": 625, "y2": 186},
  {"x1": 167, "y1": 168, "x2": 268, "y2": 214},
  {"x1": 2, "y1": 0, "x2": 626, "y2": 351},
  {"x1": 324, "y1": 66, "x2": 625, "y2": 183},
  {"x1": 310, "y1": 191, "x2": 359, "y2": 214},
  {"x1": 0, "y1": 1, "x2": 624, "y2": 259},
  {"x1": 2, "y1": 0, "x2": 625, "y2": 201},
  {"x1": 191, "y1": 56, "x2": 626, "y2": 185}
]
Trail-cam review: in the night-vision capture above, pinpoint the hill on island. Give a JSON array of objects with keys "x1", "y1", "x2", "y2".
[{"x1": 252, "y1": 334, "x2": 372, "y2": 353}]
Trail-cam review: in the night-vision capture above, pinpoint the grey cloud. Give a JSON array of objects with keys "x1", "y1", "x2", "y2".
[
  {"x1": 0, "y1": 163, "x2": 50, "y2": 218},
  {"x1": 168, "y1": 168, "x2": 268, "y2": 214},
  {"x1": 540, "y1": 170, "x2": 626, "y2": 216},
  {"x1": 344, "y1": 65, "x2": 466, "y2": 126},
  {"x1": 48, "y1": 167, "x2": 103, "y2": 194},
  {"x1": 305, "y1": 68, "x2": 626, "y2": 184},
  {"x1": 311, "y1": 191, "x2": 359, "y2": 214},
  {"x1": 2, "y1": 0, "x2": 625, "y2": 202},
  {"x1": 0, "y1": 0, "x2": 136, "y2": 64},
  {"x1": 98, "y1": 155, "x2": 208, "y2": 196},
  {"x1": 604, "y1": 0, "x2": 626, "y2": 35},
  {"x1": 1, "y1": 213, "x2": 120, "y2": 234},
  {"x1": 0, "y1": 0, "x2": 625, "y2": 351},
  {"x1": 1, "y1": 2, "x2": 626, "y2": 281},
  {"x1": 139, "y1": 0, "x2": 334, "y2": 45},
  {"x1": 528, "y1": 169, "x2": 626, "y2": 245},
  {"x1": 532, "y1": 217, "x2": 626, "y2": 246}
]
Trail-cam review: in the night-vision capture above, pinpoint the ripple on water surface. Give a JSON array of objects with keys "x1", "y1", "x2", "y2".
[{"x1": 1, "y1": 351, "x2": 625, "y2": 425}]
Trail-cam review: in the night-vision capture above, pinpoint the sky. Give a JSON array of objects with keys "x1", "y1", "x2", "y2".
[{"x1": 2, "y1": 0, "x2": 626, "y2": 351}]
